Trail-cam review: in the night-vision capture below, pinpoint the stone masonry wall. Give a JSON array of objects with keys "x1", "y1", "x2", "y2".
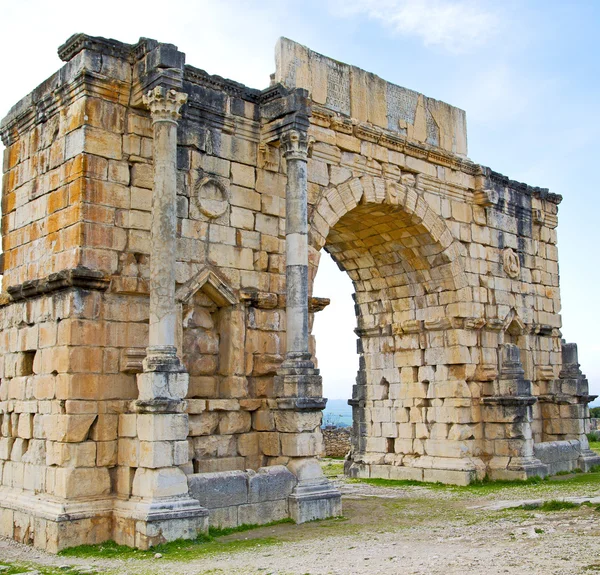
[{"x1": 323, "y1": 427, "x2": 351, "y2": 458}]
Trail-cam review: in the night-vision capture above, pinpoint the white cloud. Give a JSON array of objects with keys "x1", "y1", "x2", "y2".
[{"x1": 331, "y1": 0, "x2": 499, "y2": 53}]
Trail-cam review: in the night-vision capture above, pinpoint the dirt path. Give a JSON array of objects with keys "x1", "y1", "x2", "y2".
[{"x1": 2, "y1": 473, "x2": 600, "y2": 575}]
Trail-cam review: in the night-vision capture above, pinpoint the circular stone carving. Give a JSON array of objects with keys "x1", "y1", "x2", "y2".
[
  {"x1": 194, "y1": 176, "x2": 229, "y2": 218},
  {"x1": 503, "y1": 248, "x2": 520, "y2": 278}
]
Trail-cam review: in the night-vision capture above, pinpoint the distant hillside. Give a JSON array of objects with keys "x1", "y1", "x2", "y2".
[{"x1": 323, "y1": 398, "x2": 352, "y2": 427}]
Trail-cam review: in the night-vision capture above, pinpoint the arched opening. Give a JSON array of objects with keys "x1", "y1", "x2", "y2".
[
  {"x1": 312, "y1": 250, "x2": 358, "y2": 428},
  {"x1": 308, "y1": 176, "x2": 476, "y2": 482}
]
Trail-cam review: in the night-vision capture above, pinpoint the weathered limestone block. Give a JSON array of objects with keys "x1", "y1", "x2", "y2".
[
  {"x1": 131, "y1": 467, "x2": 189, "y2": 498},
  {"x1": 274, "y1": 410, "x2": 321, "y2": 432},
  {"x1": 53, "y1": 467, "x2": 111, "y2": 499},
  {"x1": 137, "y1": 414, "x2": 188, "y2": 441},
  {"x1": 188, "y1": 413, "x2": 219, "y2": 436},
  {"x1": 47, "y1": 441, "x2": 96, "y2": 467},
  {"x1": 218, "y1": 412, "x2": 251, "y2": 435},
  {"x1": 188, "y1": 470, "x2": 248, "y2": 509},
  {"x1": 248, "y1": 465, "x2": 296, "y2": 503},
  {"x1": 280, "y1": 432, "x2": 323, "y2": 457},
  {"x1": 43, "y1": 415, "x2": 97, "y2": 443}
]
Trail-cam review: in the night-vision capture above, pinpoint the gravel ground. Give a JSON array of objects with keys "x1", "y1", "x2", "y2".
[{"x1": 2, "y1": 471, "x2": 600, "y2": 575}]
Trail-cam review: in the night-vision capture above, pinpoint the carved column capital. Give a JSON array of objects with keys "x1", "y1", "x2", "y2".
[
  {"x1": 280, "y1": 129, "x2": 312, "y2": 161},
  {"x1": 143, "y1": 86, "x2": 188, "y2": 124}
]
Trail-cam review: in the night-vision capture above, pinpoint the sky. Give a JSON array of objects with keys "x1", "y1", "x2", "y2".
[{"x1": 1, "y1": 0, "x2": 599, "y2": 401}]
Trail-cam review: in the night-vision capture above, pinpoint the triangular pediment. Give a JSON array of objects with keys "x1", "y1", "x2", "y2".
[
  {"x1": 176, "y1": 268, "x2": 237, "y2": 307},
  {"x1": 503, "y1": 309, "x2": 526, "y2": 335}
]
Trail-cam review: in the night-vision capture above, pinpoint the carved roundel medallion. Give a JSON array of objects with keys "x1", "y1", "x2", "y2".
[
  {"x1": 503, "y1": 247, "x2": 520, "y2": 278},
  {"x1": 194, "y1": 176, "x2": 229, "y2": 219}
]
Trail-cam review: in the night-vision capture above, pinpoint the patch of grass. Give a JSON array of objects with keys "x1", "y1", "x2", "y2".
[
  {"x1": 534, "y1": 527, "x2": 544, "y2": 534},
  {"x1": 208, "y1": 518, "x2": 294, "y2": 537},
  {"x1": 0, "y1": 563, "x2": 94, "y2": 575},
  {"x1": 589, "y1": 441, "x2": 600, "y2": 454},
  {"x1": 349, "y1": 474, "x2": 547, "y2": 493},
  {"x1": 348, "y1": 477, "x2": 448, "y2": 489},
  {"x1": 517, "y1": 499, "x2": 580, "y2": 512},
  {"x1": 321, "y1": 459, "x2": 345, "y2": 478},
  {"x1": 58, "y1": 523, "x2": 288, "y2": 561}
]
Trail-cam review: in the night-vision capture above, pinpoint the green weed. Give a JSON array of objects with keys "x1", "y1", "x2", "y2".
[
  {"x1": 516, "y1": 499, "x2": 579, "y2": 512},
  {"x1": 58, "y1": 521, "x2": 292, "y2": 561}
]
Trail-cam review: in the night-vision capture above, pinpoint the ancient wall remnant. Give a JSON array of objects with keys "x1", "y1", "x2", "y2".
[{"x1": 0, "y1": 33, "x2": 597, "y2": 552}]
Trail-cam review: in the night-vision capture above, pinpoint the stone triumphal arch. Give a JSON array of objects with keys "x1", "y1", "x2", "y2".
[{"x1": 0, "y1": 34, "x2": 597, "y2": 551}]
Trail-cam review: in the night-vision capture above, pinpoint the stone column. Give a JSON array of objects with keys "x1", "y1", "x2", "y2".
[
  {"x1": 143, "y1": 86, "x2": 188, "y2": 373},
  {"x1": 275, "y1": 128, "x2": 341, "y2": 523},
  {"x1": 281, "y1": 129, "x2": 313, "y2": 369},
  {"x1": 120, "y1": 87, "x2": 208, "y2": 549}
]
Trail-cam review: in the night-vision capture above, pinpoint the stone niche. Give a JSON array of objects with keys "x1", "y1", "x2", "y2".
[{"x1": 0, "y1": 32, "x2": 596, "y2": 553}]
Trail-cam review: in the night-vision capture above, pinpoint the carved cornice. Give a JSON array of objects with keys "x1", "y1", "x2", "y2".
[
  {"x1": 311, "y1": 106, "x2": 559, "y2": 205},
  {"x1": 58, "y1": 33, "x2": 133, "y2": 62},
  {"x1": 311, "y1": 105, "x2": 481, "y2": 177},
  {"x1": 485, "y1": 169, "x2": 562, "y2": 205},
  {"x1": 143, "y1": 87, "x2": 188, "y2": 124},
  {"x1": 184, "y1": 65, "x2": 261, "y2": 101},
  {"x1": 6, "y1": 267, "x2": 110, "y2": 301},
  {"x1": 1, "y1": 70, "x2": 129, "y2": 146},
  {"x1": 480, "y1": 396, "x2": 537, "y2": 407},
  {"x1": 280, "y1": 129, "x2": 311, "y2": 161}
]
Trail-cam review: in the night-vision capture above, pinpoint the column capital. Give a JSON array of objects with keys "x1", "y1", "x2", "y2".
[
  {"x1": 143, "y1": 86, "x2": 188, "y2": 124},
  {"x1": 280, "y1": 129, "x2": 312, "y2": 161}
]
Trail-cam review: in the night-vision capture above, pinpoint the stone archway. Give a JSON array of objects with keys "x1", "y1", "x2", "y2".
[
  {"x1": 308, "y1": 175, "x2": 486, "y2": 485},
  {"x1": 1, "y1": 32, "x2": 598, "y2": 552}
]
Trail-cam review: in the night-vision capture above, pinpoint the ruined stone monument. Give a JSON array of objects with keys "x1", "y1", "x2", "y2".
[{"x1": 0, "y1": 34, "x2": 597, "y2": 552}]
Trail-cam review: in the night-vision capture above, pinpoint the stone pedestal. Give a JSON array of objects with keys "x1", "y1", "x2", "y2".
[{"x1": 287, "y1": 459, "x2": 342, "y2": 523}]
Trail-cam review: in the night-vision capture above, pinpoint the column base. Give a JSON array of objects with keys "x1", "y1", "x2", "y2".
[
  {"x1": 274, "y1": 373, "x2": 322, "y2": 399},
  {"x1": 286, "y1": 459, "x2": 342, "y2": 523},
  {"x1": 113, "y1": 496, "x2": 209, "y2": 550},
  {"x1": 136, "y1": 369, "x2": 189, "y2": 404},
  {"x1": 578, "y1": 450, "x2": 600, "y2": 472},
  {"x1": 0, "y1": 486, "x2": 114, "y2": 552},
  {"x1": 487, "y1": 456, "x2": 548, "y2": 481}
]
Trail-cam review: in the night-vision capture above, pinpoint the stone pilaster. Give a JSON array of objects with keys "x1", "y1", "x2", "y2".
[
  {"x1": 120, "y1": 86, "x2": 207, "y2": 549},
  {"x1": 483, "y1": 344, "x2": 547, "y2": 480},
  {"x1": 558, "y1": 342, "x2": 600, "y2": 471},
  {"x1": 275, "y1": 128, "x2": 341, "y2": 523}
]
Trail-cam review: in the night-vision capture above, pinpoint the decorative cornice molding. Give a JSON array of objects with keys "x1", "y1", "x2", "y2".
[
  {"x1": 184, "y1": 65, "x2": 256, "y2": 100},
  {"x1": 58, "y1": 33, "x2": 133, "y2": 62},
  {"x1": 310, "y1": 106, "x2": 480, "y2": 178},
  {"x1": 311, "y1": 106, "x2": 559, "y2": 205},
  {"x1": 143, "y1": 86, "x2": 188, "y2": 124},
  {"x1": 1, "y1": 70, "x2": 130, "y2": 146},
  {"x1": 6, "y1": 267, "x2": 110, "y2": 301}
]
